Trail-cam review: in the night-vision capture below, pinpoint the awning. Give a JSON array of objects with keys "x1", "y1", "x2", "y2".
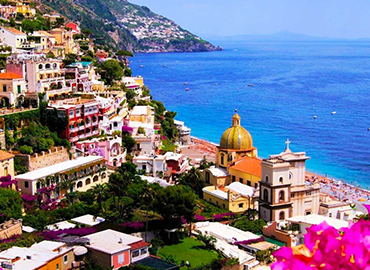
[{"x1": 69, "y1": 120, "x2": 75, "y2": 125}]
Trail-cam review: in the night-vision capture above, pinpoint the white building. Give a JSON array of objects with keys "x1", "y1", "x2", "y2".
[
  {"x1": 15, "y1": 156, "x2": 109, "y2": 197},
  {"x1": 0, "y1": 27, "x2": 30, "y2": 52},
  {"x1": 133, "y1": 154, "x2": 167, "y2": 177}
]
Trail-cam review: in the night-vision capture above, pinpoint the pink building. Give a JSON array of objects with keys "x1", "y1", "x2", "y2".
[
  {"x1": 85, "y1": 229, "x2": 150, "y2": 270},
  {"x1": 75, "y1": 136, "x2": 126, "y2": 167}
]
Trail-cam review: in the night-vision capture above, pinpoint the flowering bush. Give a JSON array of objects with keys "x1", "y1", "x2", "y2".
[
  {"x1": 41, "y1": 227, "x2": 97, "y2": 240},
  {"x1": 0, "y1": 234, "x2": 21, "y2": 244},
  {"x1": 0, "y1": 175, "x2": 17, "y2": 188},
  {"x1": 272, "y1": 205, "x2": 370, "y2": 270},
  {"x1": 195, "y1": 214, "x2": 206, "y2": 221},
  {"x1": 22, "y1": 194, "x2": 37, "y2": 202},
  {"x1": 213, "y1": 212, "x2": 236, "y2": 221},
  {"x1": 121, "y1": 221, "x2": 144, "y2": 230}
]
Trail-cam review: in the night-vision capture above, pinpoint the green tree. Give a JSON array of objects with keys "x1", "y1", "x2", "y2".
[
  {"x1": 153, "y1": 185, "x2": 196, "y2": 227},
  {"x1": 63, "y1": 53, "x2": 78, "y2": 66},
  {"x1": 98, "y1": 59, "x2": 124, "y2": 85},
  {"x1": 91, "y1": 183, "x2": 109, "y2": 210},
  {"x1": 0, "y1": 189, "x2": 22, "y2": 222},
  {"x1": 116, "y1": 50, "x2": 133, "y2": 57},
  {"x1": 122, "y1": 134, "x2": 136, "y2": 153},
  {"x1": 232, "y1": 218, "x2": 266, "y2": 234},
  {"x1": 179, "y1": 167, "x2": 204, "y2": 196}
]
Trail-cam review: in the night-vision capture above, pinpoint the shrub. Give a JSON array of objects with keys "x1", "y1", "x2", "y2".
[{"x1": 20, "y1": 145, "x2": 33, "y2": 155}]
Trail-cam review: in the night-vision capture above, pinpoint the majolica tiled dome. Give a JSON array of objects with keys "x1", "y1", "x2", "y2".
[{"x1": 220, "y1": 113, "x2": 253, "y2": 150}]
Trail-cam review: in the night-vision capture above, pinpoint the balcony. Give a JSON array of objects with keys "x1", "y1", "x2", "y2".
[
  {"x1": 40, "y1": 77, "x2": 65, "y2": 84},
  {"x1": 69, "y1": 126, "x2": 78, "y2": 133},
  {"x1": 70, "y1": 137, "x2": 79, "y2": 142},
  {"x1": 46, "y1": 87, "x2": 72, "y2": 96}
]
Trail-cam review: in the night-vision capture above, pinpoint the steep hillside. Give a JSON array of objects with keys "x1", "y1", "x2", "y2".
[{"x1": 37, "y1": 0, "x2": 220, "y2": 52}]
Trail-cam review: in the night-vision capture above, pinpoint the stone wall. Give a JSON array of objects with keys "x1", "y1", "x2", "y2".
[
  {"x1": 0, "y1": 219, "x2": 22, "y2": 240},
  {"x1": 16, "y1": 146, "x2": 70, "y2": 171}
]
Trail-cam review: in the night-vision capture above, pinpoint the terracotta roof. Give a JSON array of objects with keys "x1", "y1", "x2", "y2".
[
  {"x1": 0, "y1": 73, "x2": 23, "y2": 80},
  {"x1": 228, "y1": 156, "x2": 262, "y2": 177},
  {"x1": 130, "y1": 241, "x2": 150, "y2": 250},
  {"x1": 0, "y1": 150, "x2": 15, "y2": 161},
  {"x1": 3, "y1": 27, "x2": 25, "y2": 35}
]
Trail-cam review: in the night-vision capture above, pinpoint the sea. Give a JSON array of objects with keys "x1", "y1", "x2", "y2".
[{"x1": 130, "y1": 40, "x2": 370, "y2": 188}]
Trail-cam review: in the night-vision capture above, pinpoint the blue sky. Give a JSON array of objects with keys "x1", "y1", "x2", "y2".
[{"x1": 131, "y1": 0, "x2": 370, "y2": 38}]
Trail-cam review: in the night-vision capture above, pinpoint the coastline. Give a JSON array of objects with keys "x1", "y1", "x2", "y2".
[{"x1": 186, "y1": 135, "x2": 370, "y2": 211}]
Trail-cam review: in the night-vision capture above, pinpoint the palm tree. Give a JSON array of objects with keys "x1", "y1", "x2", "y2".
[
  {"x1": 179, "y1": 167, "x2": 203, "y2": 196},
  {"x1": 139, "y1": 186, "x2": 156, "y2": 242},
  {"x1": 91, "y1": 183, "x2": 108, "y2": 210}
]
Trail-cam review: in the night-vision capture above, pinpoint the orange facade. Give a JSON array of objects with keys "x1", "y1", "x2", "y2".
[{"x1": 112, "y1": 250, "x2": 130, "y2": 269}]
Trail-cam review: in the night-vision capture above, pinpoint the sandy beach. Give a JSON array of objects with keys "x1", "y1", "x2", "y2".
[{"x1": 183, "y1": 136, "x2": 370, "y2": 212}]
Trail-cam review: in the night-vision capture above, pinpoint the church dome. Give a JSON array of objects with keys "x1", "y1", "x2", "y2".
[{"x1": 220, "y1": 113, "x2": 253, "y2": 150}]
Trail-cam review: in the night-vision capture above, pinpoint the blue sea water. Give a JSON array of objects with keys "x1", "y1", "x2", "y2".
[{"x1": 130, "y1": 41, "x2": 370, "y2": 188}]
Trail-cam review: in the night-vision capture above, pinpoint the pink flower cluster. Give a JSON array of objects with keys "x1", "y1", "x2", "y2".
[
  {"x1": 213, "y1": 212, "x2": 236, "y2": 221},
  {"x1": 41, "y1": 227, "x2": 97, "y2": 240},
  {"x1": 121, "y1": 221, "x2": 144, "y2": 230},
  {"x1": 194, "y1": 214, "x2": 206, "y2": 221},
  {"x1": 272, "y1": 205, "x2": 370, "y2": 270}
]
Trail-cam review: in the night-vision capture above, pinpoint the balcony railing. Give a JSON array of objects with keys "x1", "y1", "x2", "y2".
[{"x1": 46, "y1": 87, "x2": 71, "y2": 95}]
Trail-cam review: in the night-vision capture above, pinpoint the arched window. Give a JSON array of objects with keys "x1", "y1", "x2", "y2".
[
  {"x1": 85, "y1": 178, "x2": 91, "y2": 185},
  {"x1": 279, "y1": 190, "x2": 285, "y2": 201},
  {"x1": 279, "y1": 211, "x2": 285, "y2": 221},
  {"x1": 221, "y1": 154, "x2": 225, "y2": 165},
  {"x1": 38, "y1": 64, "x2": 43, "y2": 70},
  {"x1": 265, "y1": 176, "x2": 269, "y2": 182},
  {"x1": 289, "y1": 172, "x2": 293, "y2": 180},
  {"x1": 93, "y1": 175, "x2": 99, "y2": 182},
  {"x1": 102, "y1": 173, "x2": 107, "y2": 179},
  {"x1": 45, "y1": 63, "x2": 51, "y2": 69},
  {"x1": 263, "y1": 189, "x2": 268, "y2": 201},
  {"x1": 279, "y1": 177, "x2": 283, "y2": 183},
  {"x1": 77, "y1": 181, "x2": 83, "y2": 188}
]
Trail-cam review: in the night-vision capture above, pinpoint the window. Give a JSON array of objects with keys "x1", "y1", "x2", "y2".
[
  {"x1": 265, "y1": 176, "x2": 268, "y2": 182},
  {"x1": 279, "y1": 211, "x2": 285, "y2": 220},
  {"x1": 140, "y1": 248, "x2": 147, "y2": 255},
  {"x1": 306, "y1": 191, "x2": 312, "y2": 196},
  {"x1": 239, "y1": 178, "x2": 243, "y2": 184},
  {"x1": 118, "y1": 254, "x2": 124, "y2": 264},
  {"x1": 64, "y1": 255, "x2": 68, "y2": 263},
  {"x1": 24, "y1": 181, "x2": 29, "y2": 188},
  {"x1": 38, "y1": 64, "x2": 43, "y2": 70},
  {"x1": 85, "y1": 178, "x2": 91, "y2": 185},
  {"x1": 205, "y1": 172, "x2": 210, "y2": 184},
  {"x1": 279, "y1": 177, "x2": 283, "y2": 183},
  {"x1": 142, "y1": 165, "x2": 147, "y2": 171},
  {"x1": 69, "y1": 110, "x2": 74, "y2": 117},
  {"x1": 232, "y1": 176, "x2": 236, "y2": 182},
  {"x1": 221, "y1": 154, "x2": 225, "y2": 165},
  {"x1": 329, "y1": 213, "x2": 332, "y2": 217},
  {"x1": 291, "y1": 193, "x2": 295, "y2": 198},
  {"x1": 93, "y1": 175, "x2": 99, "y2": 182},
  {"x1": 222, "y1": 204, "x2": 225, "y2": 208},
  {"x1": 132, "y1": 250, "x2": 140, "y2": 258},
  {"x1": 17, "y1": 85, "x2": 21, "y2": 94},
  {"x1": 279, "y1": 191, "x2": 285, "y2": 201},
  {"x1": 247, "y1": 180, "x2": 251, "y2": 186},
  {"x1": 2, "y1": 85, "x2": 7, "y2": 92},
  {"x1": 77, "y1": 181, "x2": 83, "y2": 188},
  {"x1": 255, "y1": 183, "x2": 258, "y2": 189},
  {"x1": 56, "y1": 263, "x2": 59, "y2": 270},
  {"x1": 36, "y1": 182, "x2": 41, "y2": 190},
  {"x1": 238, "y1": 203, "x2": 244, "y2": 209},
  {"x1": 263, "y1": 189, "x2": 268, "y2": 201},
  {"x1": 289, "y1": 173, "x2": 293, "y2": 180},
  {"x1": 113, "y1": 122, "x2": 118, "y2": 127}
]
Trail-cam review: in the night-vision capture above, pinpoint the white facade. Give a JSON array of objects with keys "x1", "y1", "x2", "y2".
[
  {"x1": 133, "y1": 154, "x2": 167, "y2": 177},
  {"x1": 0, "y1": 27, "x2": 28, "y2": 52}
]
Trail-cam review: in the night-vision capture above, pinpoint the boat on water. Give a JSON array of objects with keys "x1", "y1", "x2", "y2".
[
  {"x1": 314, "y1": 116, "x2": 317, "y2": 119},
  {"x1": 163, "y1": 64, "x2": 167, "y2": 67},
  {"x1": 185, "y1": 88, "x2": 190, "y2": 91},
  {"x1": 331, "y1": 111, "x2": 337, "y2": 115},
  {"x1": 140, "y1": 65, "x2": 144, "y2": 68},
  {"x1": 184, "y1": 82, "x2": 188, "y2": 85},
  {"x1": 248, "y1": 84, "x2": 254, "y2": 87}
]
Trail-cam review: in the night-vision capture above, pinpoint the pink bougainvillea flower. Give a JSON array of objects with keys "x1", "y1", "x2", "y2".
[{"x1": 272, "y1": 219, "x2": 370, "y2": 270}]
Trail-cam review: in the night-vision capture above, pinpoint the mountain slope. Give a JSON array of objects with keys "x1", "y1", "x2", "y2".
[{"x1": 37, "y1": 0, "x2": 220, "y2": 52}]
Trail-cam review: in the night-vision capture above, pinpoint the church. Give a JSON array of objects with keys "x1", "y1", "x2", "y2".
[{"x1": 202, "y1": 111, "x2": 321, "y2": 219}]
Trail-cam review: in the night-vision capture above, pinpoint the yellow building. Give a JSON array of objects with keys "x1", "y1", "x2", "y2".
[
  {"x1": 217, "y1": 112, "x2": 258, "y2": 169},
  {"x1": 133, "y1": 76, "x2": 144, "y2": 87},
  {"x1": 202, "y1": 112, "x2": 261, "y2": 213},
  {"x1": 129, "y1": 105, "x2": 155, "y2": 124},
  {"x1": 0, "y1": 240, "x2": 75, "y2": 270},
  {"x1": 16, "y1": 1, "x2": 36, "y2": 18},
  {"x1": 203, "y1": 182, "x2": 256, "y2": 213},
  {"x1": 0, "y1": 150, "x2": 14, "y2": 178}
]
